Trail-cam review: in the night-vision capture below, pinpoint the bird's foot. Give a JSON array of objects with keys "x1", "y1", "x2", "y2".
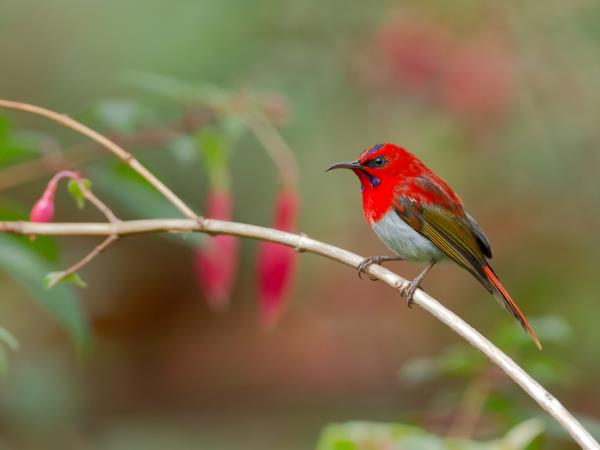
[
  {"x1": 358, "y1": 256, "x2": 404, "y2": 280},
  {"x1": 400, "y1": 280, "x2": 421, "y2": 308},
  {"x1": 357, "y1": 256, "x2": 384, "y2": 281}
]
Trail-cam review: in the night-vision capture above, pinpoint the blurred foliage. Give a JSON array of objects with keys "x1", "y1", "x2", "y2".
[
  {"x1": 316, "y1": 419, "x2": 543, "y2": 450},
  {"x1": 0, "y1": 235, "x2": 90, "y2": 356}
]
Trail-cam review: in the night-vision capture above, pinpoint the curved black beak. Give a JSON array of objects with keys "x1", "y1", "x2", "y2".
[{"x1": 325, "y1": 161, "x2": 361, "y2": 172}]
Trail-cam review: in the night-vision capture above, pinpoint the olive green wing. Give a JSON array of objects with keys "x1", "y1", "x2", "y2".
[{"x1": 395, "y1": 195, "x2": 493, "y2": 291}]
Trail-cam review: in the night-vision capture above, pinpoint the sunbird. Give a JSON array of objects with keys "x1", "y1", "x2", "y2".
[{"x1": 327, "y1": 143, "x2": 541, "y2": 349}]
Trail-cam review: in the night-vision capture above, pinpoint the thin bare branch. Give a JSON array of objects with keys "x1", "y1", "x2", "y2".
[
  {"x1": 0, "y1": 108, "x2": 213, "y2": 192},
  {"x1": 79, "y1": 181, "x2": 119, "y2": 223},
  {"x1": 0, "y1": 217, "x2": 597, "y2": 450},
  {"x1": 46, "y1": 234, "x2": 118, "y2": 289},
  {"x1": 0, "y1": 99, "x2": 198, "y2": 219}
]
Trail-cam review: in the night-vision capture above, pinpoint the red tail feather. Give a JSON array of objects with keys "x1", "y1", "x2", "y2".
[{"x1": 483, "y1": 265, "x2": 541, "y2": 349}]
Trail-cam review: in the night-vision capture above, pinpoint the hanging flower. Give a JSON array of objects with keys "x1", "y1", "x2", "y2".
[
  {"x1": 257, "y1": 190, "x2": 299, "y2": 328},
  {"x1": 194, "y1": 190, "x2": 239, "y2": 312}
]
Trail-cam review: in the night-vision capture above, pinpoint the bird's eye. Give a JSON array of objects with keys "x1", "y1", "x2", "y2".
[{"x1": 364, "y1": 156, "x2": 386, "y2": 168}]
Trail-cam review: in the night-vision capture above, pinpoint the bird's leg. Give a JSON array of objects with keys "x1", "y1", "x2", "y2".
[
  {"x1": 357, "y1": 255, "x2": 404, "y2": 280},
  {"x1": 401, "y1": 260, "x2": 436, "y2": 308}
]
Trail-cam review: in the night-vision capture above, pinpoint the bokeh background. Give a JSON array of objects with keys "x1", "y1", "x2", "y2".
[{"x1": 1, "y1": 1, "x2": 599, "y2": 449}]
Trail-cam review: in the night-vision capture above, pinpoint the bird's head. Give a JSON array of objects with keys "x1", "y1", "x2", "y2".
[{"x1": 326, "y1": 143, "x2": 410, "y2": 192}]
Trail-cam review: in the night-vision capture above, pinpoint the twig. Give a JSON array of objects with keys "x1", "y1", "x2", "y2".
[
  {"x1": 79, "y1": 181, "x2": 119, "y2": 224},
  {"x1": 0, "y1": 218, "x2": 597, "y2": 450},
  {"x1": 0, "y1": 100, "x2": 198, "y2": 219},
  {"x1": 44, "y1": 174, "x2": 120, "y2": 288},
  {"x1": 46, "y1": 235, "x2": 118, "y2": 289},
  {"x1": 0, "y1": 108, "x2": 213, "y2": 192}
]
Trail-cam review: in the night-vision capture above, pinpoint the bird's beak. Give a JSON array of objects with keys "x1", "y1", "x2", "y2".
[{"x1": 325, "y1": 161, "x2": 361, "y2": 172}]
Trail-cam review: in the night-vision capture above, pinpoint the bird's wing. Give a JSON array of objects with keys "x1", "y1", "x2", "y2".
[
  {"x1": 395, "y1": 195, "x2": 491, "y2": 289},
  {"x1": 394, "y1": 178, "x2": 540, "y2": 349}
]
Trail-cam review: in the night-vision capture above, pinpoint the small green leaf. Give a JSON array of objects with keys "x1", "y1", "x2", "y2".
[
  {"x1": 196, "y1": 127, "x2": 232, "y2": 189},
  {"x1": 67, "y1": 179, "x2": 92, "y2": 209},
  {"x1": 45, "y1": 271, "x2": 88, "y2": 289},
  {"x1": 0, "y1": 327, "x2": 20, "y2": 352},
  {"x1": 196, "y1": 127, "x2": 230, "y2": 172}
]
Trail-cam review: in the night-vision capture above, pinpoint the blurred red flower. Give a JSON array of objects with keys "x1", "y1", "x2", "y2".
[
  {"x1": 375, "y1": 17, "x2": 453, "y2": 95},
  {"x1": 257, "y1": 190, "x2": 299, "y2": 328},
  {"x1": 195, "y1": 190, "x2": 239, "y2": 312},
  {"x1": 441, "y1": 38, "x2": 515, "y2": 125}
]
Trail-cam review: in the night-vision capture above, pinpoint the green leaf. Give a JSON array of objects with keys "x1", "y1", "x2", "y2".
[
  {"x1": 196, "y1": 127, "x2": 230, "y2": 172},
  {"x1": 0, "y1": 327, "x2": 20, "y2": 352},
  {"x1": 44, "y1": 271, "x2": 88, "y2": 289},
  {"x1": 196, "y1": 127, "x2": 232, "y2": 189},
  {"x1": 67, "y1": 179, "x2": 92, "y2": 209},
  {"x1": 0, "y1": 235, "x2": 91, "y2": 356},
  {"x1": 316, "y1": 421, "x2": 544, "y2": 450}
]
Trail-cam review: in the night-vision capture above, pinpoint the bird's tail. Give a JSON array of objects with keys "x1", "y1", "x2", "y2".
[{"x1": 483, "y1": 265, "x2": 542, "y2": 350}]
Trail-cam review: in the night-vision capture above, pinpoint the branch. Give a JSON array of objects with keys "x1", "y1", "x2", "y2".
[
  {"x1": 0, "y1": 218, "x2": 598, "y2": 450},
  {"x1": 0, "y1": 108, "x2": 213, "y2": 192},
  {"x1": 0, "y1": 100, "x2": 198, "y2": 219},
  {"x1": 44, "y1": 177, "x2": 120, "y2": 288},
  {"x1": 47, "y1": 235, "x2": 117, "y2": 288}
]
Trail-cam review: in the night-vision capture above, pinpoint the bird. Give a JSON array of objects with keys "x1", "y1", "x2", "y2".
[{"x1": 326, "y1": 143, "x2": 541, "y2": 349}]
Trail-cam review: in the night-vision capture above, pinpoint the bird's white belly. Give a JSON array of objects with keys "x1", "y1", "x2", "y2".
[{"x1": 370, "y1": 210, "x2": 442, "y2": 262}]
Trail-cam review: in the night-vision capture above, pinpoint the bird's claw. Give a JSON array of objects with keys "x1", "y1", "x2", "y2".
[
  {"x1": 357, "y1": 256, "x2": 382, "y2": 281},
  {"x1": 401, "y1": 281, "x2": 420, "y2": 308}
]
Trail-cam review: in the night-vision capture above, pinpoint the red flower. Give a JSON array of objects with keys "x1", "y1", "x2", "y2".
[
  {"x1": 257, "y1": 190, "x2": 299, "y2": 328},
  {"x1": 195, "y1": 191, "x2": 239, "y2": 312}
]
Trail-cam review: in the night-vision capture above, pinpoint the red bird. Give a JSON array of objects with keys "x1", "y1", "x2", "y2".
[{"x1": 327, "y1": 143, "x2": 541, "y2": 349}]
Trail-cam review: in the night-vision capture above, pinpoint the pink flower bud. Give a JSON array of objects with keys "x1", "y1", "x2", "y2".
[
  {"x1": 30, "y1": 188, "x2": 55, "y2": 223},
  {"x1": 29, "y1": 170, "x2": 81, "y2": 225},
  {"x1": 194, "y1": 191, "x2": 239, "y2": 312},
  {"x1": 257, "y1": 190, "x2": 299, "y2": 328}
]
